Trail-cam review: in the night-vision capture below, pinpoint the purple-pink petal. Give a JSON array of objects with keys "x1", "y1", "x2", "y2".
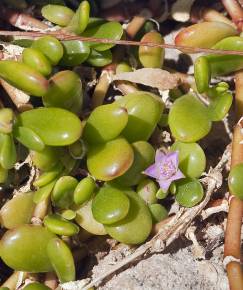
[
  {"x1": 143, "y1": 150, "x2": 185, "y2": 191},
  {"x1": 155, "y1": 150, "x2": 165, "y2": 163},
  {"x1": 173, "y1": 169, "x2": 185, "y2": 180},
  {"x1": 158, "y1": 179, "x2": 171, "y2": 192},
  {"x1": 165, "y1": 151, "x2": 179, "y2": 167},
  {"x1": 143, "y1": 163, "x2": 158, "y2": 179}
]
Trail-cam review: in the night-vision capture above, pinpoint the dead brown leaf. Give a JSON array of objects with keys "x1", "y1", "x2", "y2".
[{"x1": 113, "y1": 68, "x2": 182, "y2": 91}]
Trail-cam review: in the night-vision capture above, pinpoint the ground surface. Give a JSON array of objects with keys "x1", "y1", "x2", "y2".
[{"x1": 98, "y1": 245, "x2": 228, "y2": 290}]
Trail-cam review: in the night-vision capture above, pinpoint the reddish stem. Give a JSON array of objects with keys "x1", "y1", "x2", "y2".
[
  {"x1": 227, "y1": 262, "x2": 243, "y2": 290},
  {"x1": 200, "y1": 7, "x2": 236, "y2": 27},
  {"x1": 224, "y1": 119, "x2": 243, "y2": 289},
  {"x1": 0, "y1": 30, "x2": 243, "y2": 56},
  {"x1": 126, "y1": 14, "x2": 147, "y2": 39},
  {"x1": 235, "y1": 70, "x2": 243, "y2": 120},
  {"x1": 221, "y1": 0, "x2": 243, "y2": 30}
]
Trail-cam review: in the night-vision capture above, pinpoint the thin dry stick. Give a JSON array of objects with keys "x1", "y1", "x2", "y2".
[{"x1": 1, "y1": 30, "x2": 243, "y2": 56}]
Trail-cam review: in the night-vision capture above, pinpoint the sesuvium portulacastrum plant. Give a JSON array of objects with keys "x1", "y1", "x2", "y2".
[{"x1": 0, "y1": 0, "x2": 242, "y2": 288}]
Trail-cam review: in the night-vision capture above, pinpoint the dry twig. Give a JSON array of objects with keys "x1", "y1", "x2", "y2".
[
  {"x1": 201, "y1": 199, "x2": 229, "y2": 220},
  {"x1": 1, "y1": 31, "x2": 243, "y2": 56}
]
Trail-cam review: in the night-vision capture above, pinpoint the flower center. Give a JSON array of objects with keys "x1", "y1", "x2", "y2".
[{"x1": 159, "y1": 160, "x2": 176, "y2": 179}]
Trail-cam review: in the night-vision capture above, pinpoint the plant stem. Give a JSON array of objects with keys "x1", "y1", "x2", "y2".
[
  {"x1": 0, "y1": 30, "x2": 243, "y2": 56},
  {"x1": 91, "y1": 70, "x2": 113, "y2": 109},
  {"x1": 235, "y1": 70, "x2": 243, "y2": 120},
  {"x1": 221, "y1": 0, "x2": 243, "y2": 30},
  {"x1": 126, "y1": 10, "x2": 150, "y2": 39},
  {"x1": 224, "y1": 73, "x2": 243, "y2": 289},
  {"x1": 32, "y1": 197, "x2": 50, "y2": 221},
  {"x1": 226, "y1": 262, "x2": 243, "y2": 290},
  {"x1": 91, "y1": 12, "x2": 144, "y2": 108},
  {"x1": 200, "y1": 7, "x2": 236, "y2": 27}
]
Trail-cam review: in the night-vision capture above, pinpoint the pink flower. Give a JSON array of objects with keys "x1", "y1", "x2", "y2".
[{"x1": 143, "y1": 150, "x2": 185, "y2": 192}]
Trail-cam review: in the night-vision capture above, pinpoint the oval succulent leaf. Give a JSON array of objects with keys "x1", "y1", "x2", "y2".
[
  {"x1": 104, "y1": 191, "x2": 152, "y2": 245},
  {"x1": 41, "y1": 4, "x2": 74, "y2": 26},
  {"x1": 0, "y1": 225, "x2": 56, "y2": 272},
  {"x1": 175, "y1": 21, "x2": 237, "y2": 49},
  {"x1": 61, "y1": 40, "x2": 90, "y2": 66},
  {"x1": 168, "y1": 94, "x2": 212, "y2": 142},
  {"x1": 82, "y1": 21, "x2": 123, "y2": 51},
  {"x1": 87, "y1": 137, "x2": 134, "y2": 181},
  {"x1": 0, "y1": 61, "x2": 48, "y2": 97},
  {"x1": 83, "y1": 103, "x2": 128, "y2": 144},
  {"x1": 15, "y1": 108, "x2": 83, "y2": 146}
]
